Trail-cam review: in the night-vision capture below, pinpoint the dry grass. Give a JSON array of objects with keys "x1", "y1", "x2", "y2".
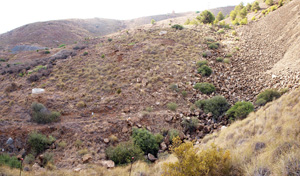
[
  {"x1": 200, "y1": 87, "x2": 300, "y2": 175},
  {"x1": 0, "y1": 156, "x2": 177, "y2": 176}
]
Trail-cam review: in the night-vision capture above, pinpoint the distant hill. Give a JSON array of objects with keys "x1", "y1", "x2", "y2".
[{"x1": 0, "y1": 6, "x2": 234, "y2": 49}]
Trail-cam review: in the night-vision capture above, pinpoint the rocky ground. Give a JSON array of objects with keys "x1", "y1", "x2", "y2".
[{"x1": 0, "y1": 0, "x2": 299, "y2": 170}]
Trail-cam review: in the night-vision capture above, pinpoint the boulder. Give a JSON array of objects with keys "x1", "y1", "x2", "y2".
[
  {"x1": 6, "y1": 137, "x2": 13, "y2": 145},
  {"x1": 160, "y1": 142, "x2": 167, "y2": 151},
  {"x1": 103, "y1": 138, "x2": 110, "y2": 144},
  {"x1": 147, "y1": 153, "x2": 157, "y2": 162},
  {"x1": 32, "y1": 88, "x2": 45, "y2": 94},
  {"x1": 82, "y1": 154, "x2": 92, "y2": 163},
  {"x1": 100, "y1": 160, "x2": 115, "y2": 168}
]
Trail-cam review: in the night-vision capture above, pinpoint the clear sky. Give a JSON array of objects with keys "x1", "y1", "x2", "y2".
[{"x1": 0, "y1": 0, "x2": 253, "y2": 34}]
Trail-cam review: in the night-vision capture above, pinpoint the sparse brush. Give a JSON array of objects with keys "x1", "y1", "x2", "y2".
[
  {"x1": 197, "y1": 65, "x2": 212, "y2": 76},
  {"x1": 167, "y1": 102, "x2": 178, "y2": 111}
]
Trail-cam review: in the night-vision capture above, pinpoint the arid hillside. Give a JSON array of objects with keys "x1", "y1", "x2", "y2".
[
  {"x1": 0, "y1": 0, "x2": 299, "y2": 175},
  {"x1": 0, "y1": 6, "x2": 234, "y2": 49}
]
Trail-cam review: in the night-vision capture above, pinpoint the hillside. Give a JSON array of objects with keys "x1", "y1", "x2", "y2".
[
  {"x1": 0, "y1": 6, "x2": 234, "y2": 50},
  {"x1": 0, "y1": 0, "x2": 299, "y2": 175}
]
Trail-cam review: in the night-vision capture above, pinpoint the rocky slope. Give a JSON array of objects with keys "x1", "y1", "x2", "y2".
[{"x1": 0, "y1": 0, "x2": 299, "y2": 174}]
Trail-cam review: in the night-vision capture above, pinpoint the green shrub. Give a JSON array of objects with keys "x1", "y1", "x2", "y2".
[
  {"x1": 58, "y1": 141, "x2": 67, "y2": 148},
  {"x1": 202, "y1": 52, "x2": 208, "y2": 57},
  {"x1": 28, "y1": 132, "x2": 53, "y2": 155},
  {"x1": 196, "y1": 60, "x2": 208, "y2": 67},
  {"x1": 216, "y1": 11, "x2": 225, "y2": 21},
  {"x1": 44, "y1": 51, "x2": 50, "y2": 54},
  {"x1": 266, "y1": 0, "x2": 273, "y2": 6},
  {"x1": 217, "y1": 29, "x2": 225, "y2": 34},
  {"x1": 151, "y1": 19, "x2": 156, "y2": 25},
  {"x1": 226, "y1": 101, "x2": 254, "y2": 120},
  {"x1": 278, "y1": 0, "x2": 283, "y2": 7},
  {"x1": 181, "y1": 117, "x2": 199, "y2": 132},
  {"x1": 240, "y1": 7, "x2": 248, "y2": 19},
  {"x1": 41, "y1": 152, "x2": 53, "y2": 167},
  {"x1": 83, "y1": 52, "x2": 88, "y2": 56},
  {"x1": 230, "y1": 10, "x2": 237, "y2": 21},
  {"x1": 255, "y1": 89, "x2": 281, "y2": 106},
  {"x1": 167, "y1": 102, "x2": 178, "y2": 111},
  {"x1": 251, "y1": 16, "x2": 256, "y2": 21},
  {"x1": 197, "y1": 65, "x2": 212, "y2": 76},
  {"x1": 224, "y1": 58, "x2": 231, "y2": 63},
  {"x1": 208, "y1": 42, "x2": 219, "y2": 49},
  {"x1": 168, "y1": 129, "x2": 179, "y2": 142},
  {"x1": 181, "y1": 90, "x2": 188, "y2": 97},
  {"x1": 226, "y1": 53, "x2": 232, "y2": 57},
  {"x1": 101, "y1": 54, "x2": 105, "y2": 58},
  {"x1": 171, "y1": 24, "x2": 184, "y2": 30},
  {"x1": 31, "y1": 102, "x2": 61, "y2": 124},
  {"x1": 251, "y1": 1, "x2": 260, "y2": 11},
  {"x1": 169, "y1": 84, "x2": 179, "y2": 92},
  {"x1": 0, "y1": 58, "x2": 6, "y2": 62},
  {"x1": 106, "y1": 141, "x2": 144, "y2": 165},
  {"x1": 132, "y1": 128, "x2": 159, "y2": 155},
  {"x1": 240, "y1": 18, "x2": 248, "y2": 25},
  {"x1": 216, "y1": 57, "x2": 223, "y2": 62},
  {"x1": 59, "y1": 44, "x2": 65, "y2": 48},
  {"x1": 155, "y1": 133, "x2": 164, "y2": 144},
  {"x1": 0, "y1": 154, "x2": 21, "y2": 168},
  {"x1": 232, "y1": 18, "x2": 240, "y2": 25},
  {"x1": 195, "y1": 96, "x2": 230, "y2": 118},
  {"x1": 232, "y1": 30, "x2": 237, "y2": 36},
  {"x1": 108, "y1": 38, "x2": 112, "y2": 42},
  {"x1": 197, "y1": 10, "x2": 215, "y2": 24},
  {"x1": 194, "y1": 82, "x2": 216, "y2": 94},
  {"x1": 24, "y1": 154, "x2": 35, "y2": 164}
]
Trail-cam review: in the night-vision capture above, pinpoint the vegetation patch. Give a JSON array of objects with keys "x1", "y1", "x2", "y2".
[
  {"x1": 195, "y1": 96, "x2": 230, "y2": 118},
  {"x1": 197, "y1": 65, "x2": 212, "y2": 76},
  {"x1": 163, "y1": 139, "x2": 231, "y2": 175},
  {"x1": 105, "y1": 141, "x2": 143, "y2": 165},
  {"x1": 167, "y1": 102, "x2": 178, "y2": 111},
  {"x1": 226, "y1": 101, "x2": 254, "y2": 120},
  {"x1": 255, "y1": 89, "x2": 281, "y2": 106},
  {"x1": 171, "y1": 24, "x2": 184, "y2": 30},
  {"x1": 28, "y1": 132, "x2": 55, "y2": 155},
  {"x1": 132, "y1": 128, "x2": 159, "y2": 155},
  {"x1": 194, "y1": 82, "x2": 216, "y2": 94},
  {"x1": 0, "y1": 154, "x2": 21, "y2": 169},
  {"x1": 31, "y1": 102, "x2": 61, "y2": 124}
]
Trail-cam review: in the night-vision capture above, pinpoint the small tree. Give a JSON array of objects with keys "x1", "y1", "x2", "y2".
[
  {"x1": 151, "y1": 19, "x2": 156, "y2": 25},
  {"x1": 230, "y1": 10, "x2": 237, "y2": 21},
  {"x1": 251, "y1": 1, "x2": 260, "y2": 11},
  {"x1": 246, "y1": 3, "x2": 252, "y2": 11},
  {"x1": 197, "y1": 10, "x2": 215, "y2": 24},
  {"x1": 216, "y1": 11, "x2": 225, "y2": 21},
  {"x1": 239, "y1": 7, "x2": 248, "y2": 19}
]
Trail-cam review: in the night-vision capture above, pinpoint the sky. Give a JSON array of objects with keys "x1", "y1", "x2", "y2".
[{"x1": 0, "y1": 0, "x2": 253, "y2": 34}]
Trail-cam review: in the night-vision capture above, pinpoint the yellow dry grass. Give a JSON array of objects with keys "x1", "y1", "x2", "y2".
[{"x1": 201, "y1": 88, "x2": 300, "y2": 175}]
